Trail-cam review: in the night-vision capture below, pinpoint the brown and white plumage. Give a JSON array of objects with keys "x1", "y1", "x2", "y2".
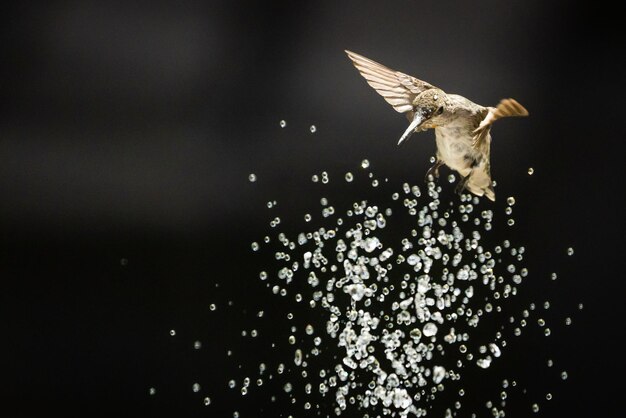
[
  {"x1": 345, "y1": 50, "x2": 436, "y2": 114},
  {"x1": 472, "y1": 98, "x2": 529, "y2": 148},
  {"x1": 345, "y1": 50, "x2": 528, "y2": 201}
]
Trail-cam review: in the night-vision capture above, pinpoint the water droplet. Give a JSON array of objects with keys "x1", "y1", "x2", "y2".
[
  {"x1": 310, "y1": 125, "x2": 317, "y2": 133},
  {"x1": 294, "y1": 349, "x2": 303, "y2": 366},
  {"x1": 560, "y1": 371, "x2": 568, "y2": 380},
  {"x1": 567, "y1": 247, "x2": 574, "y2": 256},
  {"x1": 507, "y1": 197, "x2": 515, "y2": 206},
  {"x1": 448, "y1": 174, "x2": 456, "y2": 183},
  {"x1": 203, "y1": 396, "x2": 211, "y2": 406},
  {"x1": 531, "y1": 403, "x2": 539, "y2": 413},
  {"x1": 361, "y1": 159, "x2": 370, "y2": 169},
  {"x1": 476, "y1": 358, "x2": 492, "y2": 369},
  {"x1": 279, "y1": 120, "x2": 287, "y2": 128},
  {"x1": 528, "y1": 167, "x2": 534, "y2": 175},
  {"x1": 432, "y1": 366, "x2": 446, "y2": 384},
  {"x1": 248, "y1": 173, "x2": 257, "y2": 182},
  {"x1": 169, "y1": 329, "x2": 176, "y2": 336},
  {"x1": 423, "y1": 322, "x2": 438, "y2": 337},
  {"x1": 149, "y1": 387, "x2": 156, "y2": 395},
  {"x1": 194, "y1": 341, "x2": 202, "y2": 349},
  {"x1": 192, "y1": 383, "x2": 201, "y2": 392},
  {"x1": 251, "y1": 242, "x2": 259, "y2": 251},
  {"x1": 345, "y1": 172, "x2": 354, "y2": 182},
  {"x1": 311, "y1": 174, "x2": 319, "y2": 182}
]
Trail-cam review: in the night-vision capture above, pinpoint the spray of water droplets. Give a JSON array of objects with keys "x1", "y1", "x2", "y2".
[
  {"x1": 153, "y1": 120, "x2": 581, "y2": 415},
  {"x1": 226, "y1": 160, "x2": 581, "y2": 417}
]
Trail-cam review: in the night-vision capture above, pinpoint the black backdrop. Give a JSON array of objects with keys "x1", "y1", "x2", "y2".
[{"x1": 1, "y1": 1, "x2": 624, "y2": 417}]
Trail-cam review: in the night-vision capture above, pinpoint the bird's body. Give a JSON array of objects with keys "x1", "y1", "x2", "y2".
[
  {"x1": 432, "y1": 94, "x2": 495, "y2": 199},
  {"x1": 345, "y1": 50, "x2": 528, "y2": 201}
]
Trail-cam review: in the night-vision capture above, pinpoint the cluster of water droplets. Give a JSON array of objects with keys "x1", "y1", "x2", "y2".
[
  {"x1": 235, "y1": 156, "x2": 578, "y2": 417},
  {"x1": 152, "y1": 121, "x2": 578, "y2": 417}
]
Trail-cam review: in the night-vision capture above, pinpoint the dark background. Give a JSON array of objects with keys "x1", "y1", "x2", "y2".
[{"x1": 1, "y1": 1, "x2": 624, "y2": 417}]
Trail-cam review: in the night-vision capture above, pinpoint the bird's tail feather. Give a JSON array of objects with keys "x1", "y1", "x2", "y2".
[
  {"x1": 484, "y1": 185, "x2": 495, "y2": 202},
  {"x1": 492, "y1": 98, "x2": 529, "y2": 120},
  {"x1": 472, "y1": 98, "x2": 528, "y2": 148}
]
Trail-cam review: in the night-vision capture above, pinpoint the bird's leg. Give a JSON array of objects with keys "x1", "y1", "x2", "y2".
[
  {"x1": 425, "y1": 160, "x2": 444, "y2": 182},
  {"x1": 455, "y1": 172, "x2": 472, "y2": 195}
]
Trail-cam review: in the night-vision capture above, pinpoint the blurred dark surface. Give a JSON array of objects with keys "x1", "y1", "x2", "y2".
[{"x1": 1, "y1": 1, "x2": 624, "y2": 417}]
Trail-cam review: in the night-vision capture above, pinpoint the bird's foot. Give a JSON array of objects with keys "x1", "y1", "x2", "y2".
[
  {"x1": 455, "y1": 174, "x2": 470, "y2": 195},
  {"x1": 424, "y1": 160, "x2": 443, "y2": 183}
]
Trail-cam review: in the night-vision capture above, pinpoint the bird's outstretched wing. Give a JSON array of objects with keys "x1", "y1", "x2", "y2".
[
  {"x1": 345, "y1": 50, "x2": 436, "y2": 114},
  {"x1": 472, "y1": 98, "x2": 529, "y2": 148}
]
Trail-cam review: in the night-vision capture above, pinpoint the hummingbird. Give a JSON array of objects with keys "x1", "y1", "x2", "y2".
[{"x1": 345, "y1": 50, "x2": 528, "y2": 201}]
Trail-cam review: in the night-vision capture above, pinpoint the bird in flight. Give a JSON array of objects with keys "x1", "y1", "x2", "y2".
[{"x1": 345, "y1": 50, "x2": 528, "y2": 201}]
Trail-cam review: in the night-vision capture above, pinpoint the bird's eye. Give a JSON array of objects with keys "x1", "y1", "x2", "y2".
[{"x1": 436, "y1": 106, "x2": 444, "y2": 115}]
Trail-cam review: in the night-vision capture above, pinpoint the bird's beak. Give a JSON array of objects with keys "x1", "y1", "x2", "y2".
[{"x1": 397, "y1": 111, "x2": 424, "y2": 145}]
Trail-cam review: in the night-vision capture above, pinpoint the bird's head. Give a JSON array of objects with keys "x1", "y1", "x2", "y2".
[
  {"x1": 397, "y1": 88, "x2": 448, "y2": 145},
  {"x1": 412, "y1": 89, "x2": 448, "y2": 125}
]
